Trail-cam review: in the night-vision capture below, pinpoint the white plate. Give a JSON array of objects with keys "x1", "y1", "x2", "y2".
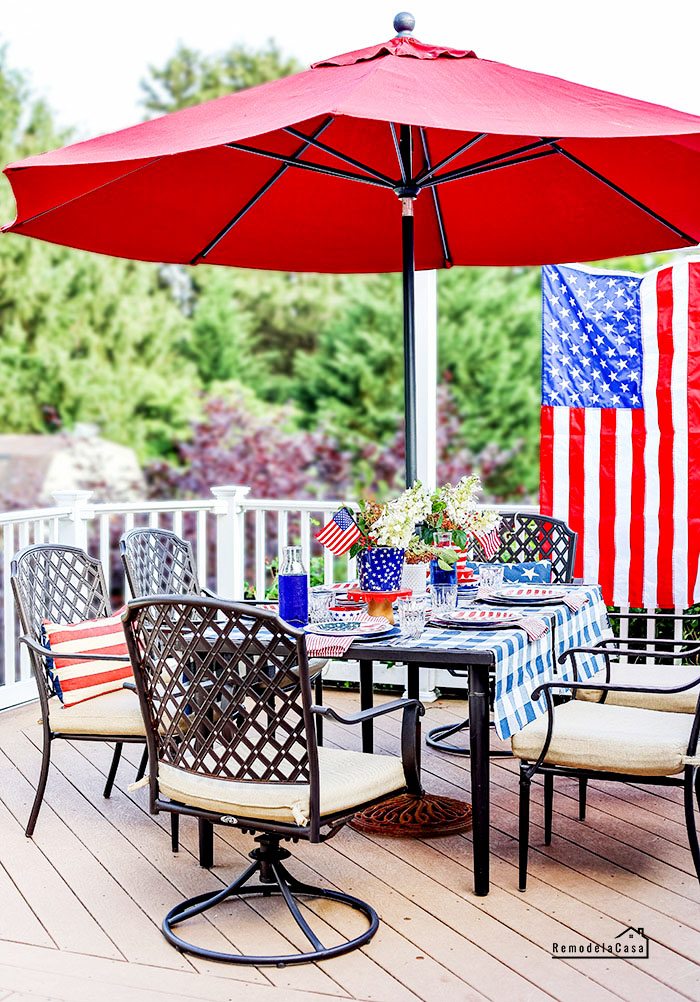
[
  {"x1": 488, "y1": 585, "x2": 565, "y2": 604},
  {"x1": 434, "y1": 609, "x2": 522, "y2": 628}
]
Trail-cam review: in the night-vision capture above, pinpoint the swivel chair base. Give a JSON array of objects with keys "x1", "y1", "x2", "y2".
[
  {"x1": 163, "y1": 833, "x2": 379, "y2": 966},
  {"x1": 426, "y1": 718, "x2": 513, "y2": 757}
]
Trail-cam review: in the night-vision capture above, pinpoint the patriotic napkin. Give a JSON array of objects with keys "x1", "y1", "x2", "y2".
[{"x1": 305, "y1": 614, "x2": 387, "y2": 658}]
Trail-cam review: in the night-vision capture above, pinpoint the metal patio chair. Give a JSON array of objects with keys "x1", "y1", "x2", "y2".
[
  {"x1": 123, "y1": 595, "x2": 423, "y2": 966},
  {"x1": 120, "y1": 525, "x2": 329, "y2": 749},
  {"x1": 120, "y1": 527, "x2": 214, "y2": 601},
  {"x1": 560, "y1": 615, "x2": 700, "y2": 821},
  {"x1": 513, "y1": 658, "x2": 700, "y2": 890},
  {"x1": 10, "y1": 543, "x2": 148, "y2": 837},
  {"x1": 426, "y1": 511, "x2": 578, "y2": 757}
]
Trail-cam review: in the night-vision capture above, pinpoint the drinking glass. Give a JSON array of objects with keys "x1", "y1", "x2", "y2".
[
  {"x1": 308, "y1": 586, "x2": 333, "y2": 623},
  {"x1": 397, "y1": 595, "x2": 429, "y2": 640},
  {"x1": 431, "y1": 583, "x2": 458, "y2": 618},
  {"x1": 479, "y1": 564, "x2": 505, "y2": 591}
]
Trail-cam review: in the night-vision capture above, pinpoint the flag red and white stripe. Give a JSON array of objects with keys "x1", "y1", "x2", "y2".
[
  {"x1": 43, "y1": 606, "x2": 132, "y2": 706},
  {"x1": 541, "y1": 260, "x2": 700, "y2": 609}
]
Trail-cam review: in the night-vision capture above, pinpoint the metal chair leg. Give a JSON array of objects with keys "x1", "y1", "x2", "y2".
[
  {"x1": 543, "y1": 772, "x2": 553, "y2": 846},
  {"x1": 519, "y1": 766, "x2": 531, "y2": 892},
  {"x1": 103, "y1": 742, "x2": 123, "y2": 799},
  {"x1": 314, "y1": 675, "x2": 323, "y2": 745},
  {"x1": 198, "y1": 818, "x2": 214, "y2": 868},
  {"x1": 684, "y1": 766, "x2": 700, "y2": 886},
  {"x1": 135, "y1": 746, "x2": 148, "y2": 783},
  {"x1": 26, "y1": 731, "x2": 52, "y2": 837},
  {"x1": 426, "y1": 717, "x2": 513, "y2": 757},
  {"x1": 578, "y1": 777, "x2": 588, "y2": 821},
  {"x1": 171, "y1": 813, "x2": 180, "y2": 853}
]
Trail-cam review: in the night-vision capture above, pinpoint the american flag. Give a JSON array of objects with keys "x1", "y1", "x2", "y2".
[
  {"x1": 540, "y1": 260, "x2": 700, "y2": 609},
  {"x1": 474, "y1": 527, "x2": 501, "y2": 560},
  {"x1": 316, "y1": 508, "x2": 361, "y2": 555}
]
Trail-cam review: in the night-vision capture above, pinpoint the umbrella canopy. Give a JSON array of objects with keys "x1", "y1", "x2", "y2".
[
  {"x1": 4, "y1": 12, "x2": 700, "y2": 483},
  {"x1": 4, "y1": 19, "x2": 700, "y2": 268}
]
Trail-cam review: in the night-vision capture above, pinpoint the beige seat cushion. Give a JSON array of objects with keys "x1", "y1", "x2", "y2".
[
  {"x1": 576, "y1": 664, "x2": 700, "y2": 713},
  {"x1": 511, "y1": 700, "x2": 693, "y2": 776},
  {"x1": 158, "y1": 745, "x2": 406, "y2": 826},
  {"x1": 49, "y1": 687, "x2": 145, "y2": 737}
]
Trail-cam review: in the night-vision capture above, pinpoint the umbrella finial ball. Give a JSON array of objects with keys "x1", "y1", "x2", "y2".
[{"x1": 393, "y1": 11, "x2": 415, "y2": 36}]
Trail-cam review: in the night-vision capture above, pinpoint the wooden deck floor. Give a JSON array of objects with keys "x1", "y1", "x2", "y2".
[{"x1": 0, "y1": 689, "x2": 699, "y2": 1002}]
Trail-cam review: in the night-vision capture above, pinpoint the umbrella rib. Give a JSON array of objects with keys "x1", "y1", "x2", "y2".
[
  {"x1": 414, "y1": 133, "x2": 487, "y2": 184},
  {"x1": 548, "y1": 142, "x2": 697, "y2": 245},
  {"x1": 418, "y1": 128, "x2": 452, "y2": 267},
  {"x1": 224, "y1": 141, "x2": 391, "y2": 188},
  {"x1": 282, "y1": 126, "x2": 397, "y2": 185},
  {"x1": 420, "y1": 147, "x2": 557, "y2": 189},
  {"x1": 389, "y1": 123, "x2": 406, "y2": 182},
  {"x1": 191, "y1": 118, "x2": 334, "y2": 264},
  {"x1": 419, "y1": 139, "x2": 560, "y2": 189},
  {"x1": 6, "y1": 156, "x2": 165, "y2": 229}
]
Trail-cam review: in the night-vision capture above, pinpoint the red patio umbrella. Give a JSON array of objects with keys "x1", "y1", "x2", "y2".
[{"x1": 4, "y1": 11, "x2": 700, "y2": 483}]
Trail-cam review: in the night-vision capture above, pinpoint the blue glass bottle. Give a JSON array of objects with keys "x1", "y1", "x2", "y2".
[
  {"x1": 430, "y1": 531, "x2": 457, "y2": 586},
  {"x1": 278, "y1": 545, "x2": 309, "y2": 627}
]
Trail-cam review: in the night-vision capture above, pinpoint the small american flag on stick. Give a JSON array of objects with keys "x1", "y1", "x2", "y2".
[
  {"x1": 474, "y1": 527, "x2": 501, "y2": 560},
  {"x1": 316, "y1": 508, "x2": 361, "y2": 556}
]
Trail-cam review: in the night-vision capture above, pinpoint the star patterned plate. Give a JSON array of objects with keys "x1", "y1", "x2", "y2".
[{"x1": 304, "y1": 620, "x2": 393, "y2": 637}]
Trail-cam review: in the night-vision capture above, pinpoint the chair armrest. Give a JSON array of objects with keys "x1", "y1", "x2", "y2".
[
  {"x1": 200, "y1": 586, "x2": 223, "y2": 599},
  {"x1": 532, "y1": 672, "x2": 700, "y2": 702},
  {"x1": 122, "y1": 681, "x2": 137, "y2": 692},
  {"x1": 19, "y1": 635, "x2": 130, "y2": 663},
  {"x1": 559, "y1": 643, "x2": 700, "y2": 667},
  {"x1": 311, "y1": 699, "x2": 424, "y2": 796},
  {"x1": 310, "y1": 697, "x2": 422, "y2": 725},
  {"x1": 597, "y1": 636, "x2": 700, "y2": 651}
]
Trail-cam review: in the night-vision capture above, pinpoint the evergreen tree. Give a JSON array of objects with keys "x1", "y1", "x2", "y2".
[
  {"x1": 141, "y1": 40, "x2": 301, "y2": 115},
  {"x1": 0, "y1": 45, "x2": 201, "y2": 458}
]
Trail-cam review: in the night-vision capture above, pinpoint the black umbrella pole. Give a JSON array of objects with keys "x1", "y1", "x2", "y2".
[{"x1": 402, "y1": 199, "x2": 418, "y2": 488}]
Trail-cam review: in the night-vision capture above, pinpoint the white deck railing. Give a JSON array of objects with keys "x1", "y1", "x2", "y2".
[{"x1": 0, "y1": 486, "x2": 536, "y2": 710}]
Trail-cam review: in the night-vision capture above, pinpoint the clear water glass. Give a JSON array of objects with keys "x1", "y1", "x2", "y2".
[
  {"x1": 479, "y1": 564, "x2": 505, "y2": 591},
  {"x1": 308, "y1": 586, "x2": 333, "y2": 623},
  {"x1": 397, "y1": 595, "x2": 429, "y2": 640},
  {"x1": 431, "y1": 583, "x2": 458, "y2": 617}
]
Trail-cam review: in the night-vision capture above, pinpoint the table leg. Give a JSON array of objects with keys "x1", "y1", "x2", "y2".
[
  {"x1": 406, "y1": 663, "x2": 419, "y2": 701},
  {"x1": 469, "y1": 663, "x2": 490, "y2": 896},
  {"x1": 359, "y1": 659, "x2": 374, "y2": 753}
]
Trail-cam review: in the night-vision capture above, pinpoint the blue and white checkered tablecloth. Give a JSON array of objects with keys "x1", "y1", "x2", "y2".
[{"x1": 370, "y1": 585, "x2": 611, "y2": 739}]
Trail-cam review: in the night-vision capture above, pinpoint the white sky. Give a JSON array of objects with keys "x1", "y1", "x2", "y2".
[{"x1": 2, "y1": 0, "x2": 700, "y2": 138}]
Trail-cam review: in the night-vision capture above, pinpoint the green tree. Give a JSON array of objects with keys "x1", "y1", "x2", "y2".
[
  {"x1": 141, "y1": 40, "x2": 302, "y2": 115},
  {"x1": 0, "y1": 44, "x2": 201, "y2": 458}
]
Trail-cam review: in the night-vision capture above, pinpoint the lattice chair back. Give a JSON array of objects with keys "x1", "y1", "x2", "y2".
[
  {"x1": 120, "y1": 528, "x2": 201, "y2": 599},
  {"x1": 123, "y1": 596, "x2": 321, "y2": 832},
  {"x1": 11, "y1": 544, "x2": 111, "y2": 703},
  {"x1": 470, "y1": 512, "x2": 577, "y2": 584}
]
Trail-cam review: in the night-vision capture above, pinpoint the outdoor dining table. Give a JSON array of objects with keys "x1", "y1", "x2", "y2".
[{"x1": 340, "y1": 584, "x2": 611, "y2": 896}]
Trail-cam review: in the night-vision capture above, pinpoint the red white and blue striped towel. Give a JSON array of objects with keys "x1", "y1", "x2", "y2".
[{"x1": 305, "y1": 614, "x2": 386, "y2": 658}]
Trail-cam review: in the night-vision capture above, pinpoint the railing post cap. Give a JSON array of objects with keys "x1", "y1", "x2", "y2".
[
  {"x1": 51, "y1": 490, "x2": 94, "y2": 506},
  {"x1": 210, "y1": 485, "x2": 251, "y2": 500}
]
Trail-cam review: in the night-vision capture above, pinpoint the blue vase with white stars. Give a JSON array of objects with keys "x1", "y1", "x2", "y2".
[{"x1": 357, "y1": 546, "x2": 405, "y2": 592}]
